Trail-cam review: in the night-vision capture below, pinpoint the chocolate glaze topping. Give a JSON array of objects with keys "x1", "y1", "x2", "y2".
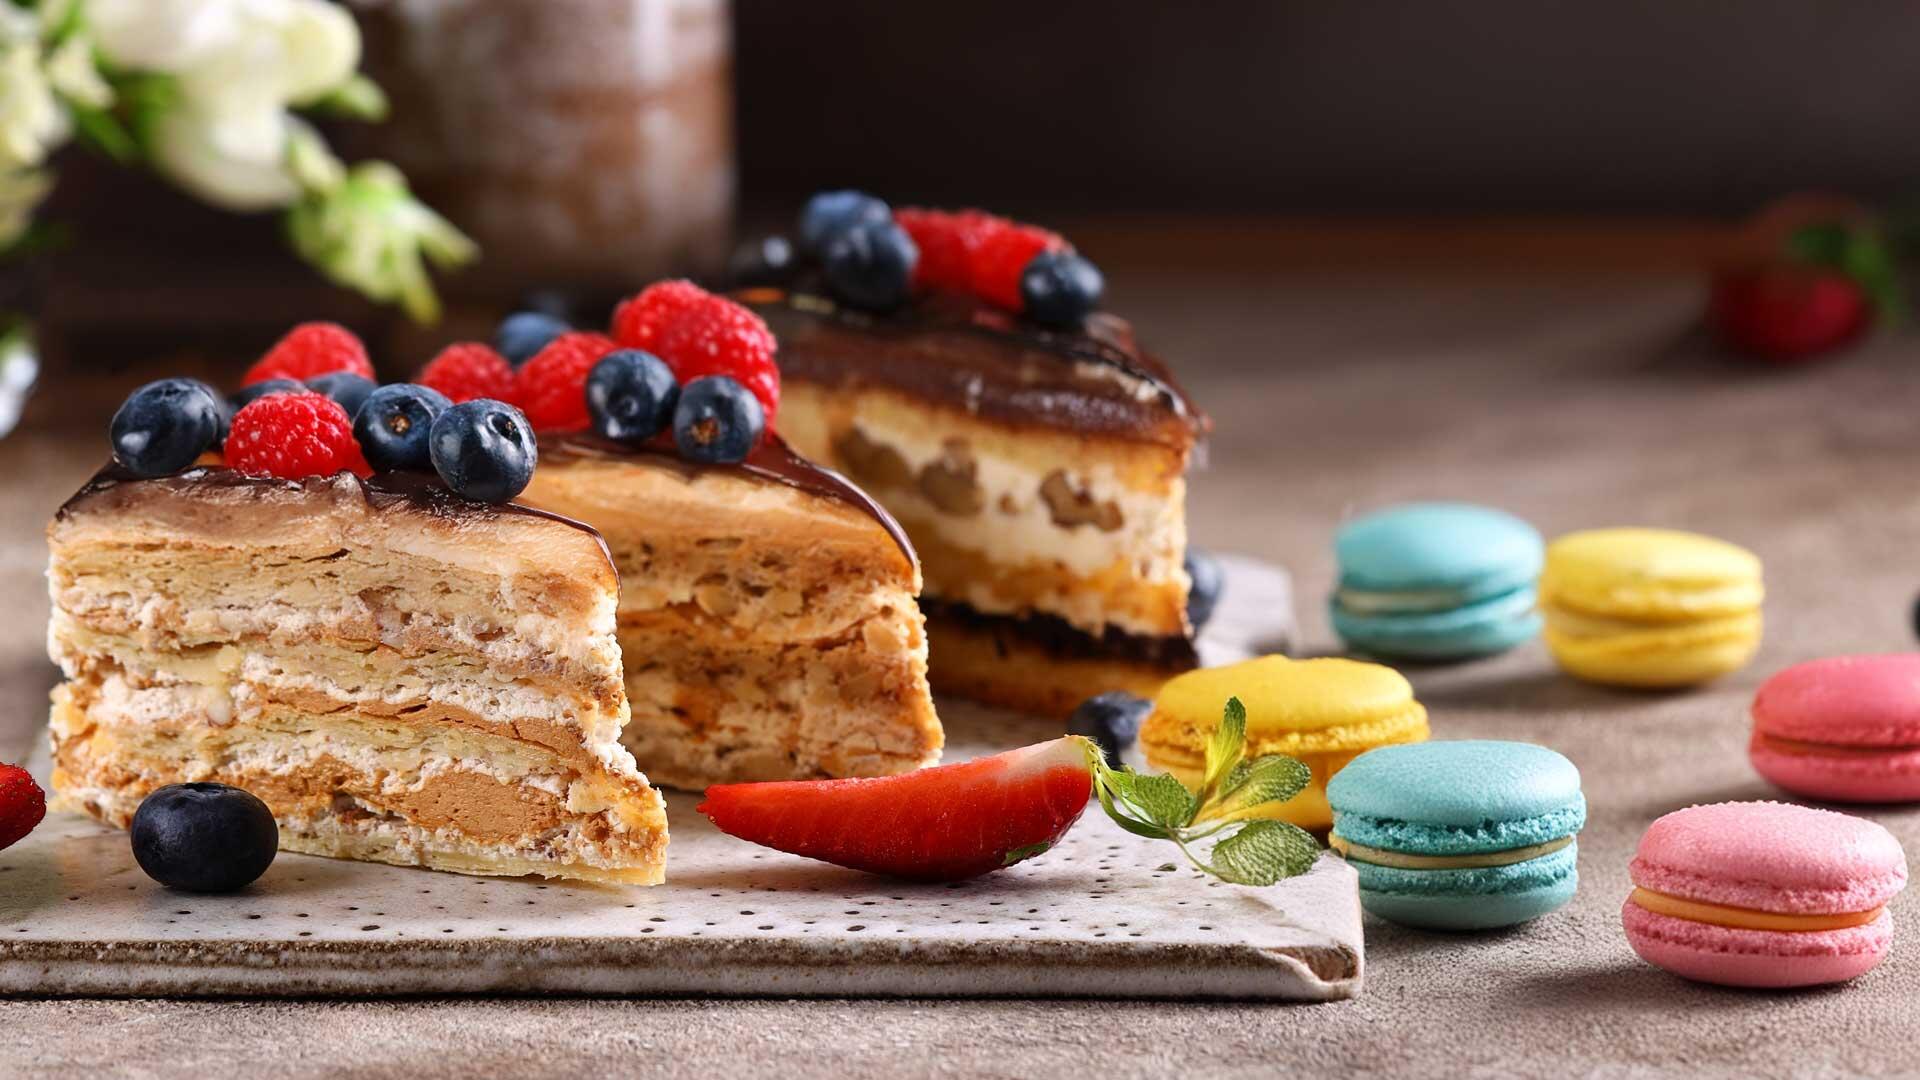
[
  {"x1": 740, "y1": 286, "x2": 1209, "y2": 448},
  {"x1": 922, "y1": 597, "x2": 1199, "y2": 670},
  {"x1": 537, "y1": 431, "x2": 917, "y2": 568},
  {"x1": 58, "y1": 462, "x2": 616, "y2": 569}
]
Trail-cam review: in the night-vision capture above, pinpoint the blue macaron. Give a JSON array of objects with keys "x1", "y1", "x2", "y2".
[
  {"x1": 1329, "y1": 502, "x2": 1543, "y2": 660},
  {"x1": 1327, "y1": 740, "x2": 1585, "y2": 930}
]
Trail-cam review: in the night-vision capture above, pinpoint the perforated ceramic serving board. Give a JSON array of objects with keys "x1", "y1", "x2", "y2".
[{"x1": 0, "y1": 556, "x2": 1360, "y2": 1000}]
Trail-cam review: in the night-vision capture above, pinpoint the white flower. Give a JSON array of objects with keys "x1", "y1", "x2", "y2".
[
  {"x1": 149, "y1": 104, "x2": 301, "y2": 211},
  {"x1": 92, "y1": 0, "x2": 358, "y2": 103},
  {"x1": 45, "y1": 33, "x2": 111, "y2": 110},
  {"x1": 0, "y1": 38, "x2": 67, "y2": 172},
  {"x1": 87, "y1": 0, "x2": 243, "y2": 73}
]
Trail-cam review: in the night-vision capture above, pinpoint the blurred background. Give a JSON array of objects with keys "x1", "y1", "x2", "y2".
[{"x1": 15, "y1": 2, "x2": 1918, "y2": 398}]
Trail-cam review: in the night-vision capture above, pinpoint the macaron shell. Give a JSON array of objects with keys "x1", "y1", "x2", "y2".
[
  {"x1": 1751, "y1": 654, "x2": 1920, "y2": 746},
  {"x1": 1331, "y1": 586, "x2": 1542, "y2": 660},
  {"x1": 1327, "y1": 740, "x2": 1585, "y2": 832},
  {"x1": 1334, "y1": 502, "x2": 1544, "y2": 599},
  {"x1": 1623, "y1": 900, "x2": 1892, "y2": 988},
  {"x1": 1749, "y1": 735, "x2": 1920, "y2": 803},
  {"x1": 1153, "y1": 656, "x2": 1417, "y2": 734},
  {"x1": 1362, "y1": 870, "x2": 1578, "y2": 931},
  {"x1": 1628, "y1": 801, "x2": 1907, "y2": 914},
  {"x1": 1333, "y1": 805, "x2": 1586, "y2": 857},
  {"x1": 1540, "y1": 528, "x2": 1763, "y2": 621},
  {"x1": 1543, "y1": 611, "x2": 1760, "y2": 688}
]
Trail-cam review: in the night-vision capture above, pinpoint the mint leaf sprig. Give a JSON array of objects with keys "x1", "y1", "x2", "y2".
[{"x1": 1080, "y1": 696, "x2": 1322, "y2": 886}]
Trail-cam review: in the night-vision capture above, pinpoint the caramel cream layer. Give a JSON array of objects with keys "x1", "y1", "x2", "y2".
[
  {"x1": 1628, "y1": 887, "x2": 1882, "y2": 932},
  {"x1": 1754, "y1": 733, "x2": 1920, "y2": 758},
  {"x1": 1329, "y1": 834, "x2": 1574, "y2": 870}
]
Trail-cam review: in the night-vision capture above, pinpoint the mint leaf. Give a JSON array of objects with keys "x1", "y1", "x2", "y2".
[
  {"x1": 1195, "y1": 754, "x2": 1312, "y2": 824},
  {"x1": 1128, "y1": 773, "x2": 1198, "y2": 830},
  {"x1": 1199, "y1": 696, "x2": 1247, "y2": 802},
  {"x1": 1207, "y1": 820, "x2": 1322, "y2": 887}
]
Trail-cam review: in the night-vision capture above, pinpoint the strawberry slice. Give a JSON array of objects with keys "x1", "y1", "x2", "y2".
[{"x1": 697, "y1": 737, "x2": 1095, "y2": 882}]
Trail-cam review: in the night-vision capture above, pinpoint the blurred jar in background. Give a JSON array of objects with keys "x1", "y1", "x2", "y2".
[{"x1": 353, "y1": 0, "x2": 734, "y2": 299}]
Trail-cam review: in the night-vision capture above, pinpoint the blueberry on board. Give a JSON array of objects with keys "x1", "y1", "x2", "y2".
[
  {"x1": 822, "y1": 220, "x2": 918, "y2": 312},
  {"x1": 727, "y1": 234, "x2": 799, "y2": 287},
  {"x1": 797, "y1": 189, "x2": 892, "y2": 256},
  {"x1": 1068, "y1": 692, "x2": 1152, "y2": 767},
  {"x1": 1185, "y1": 547, "x2": 1225, "y2": 632},
  {"x1": 305, "y1": 371, "x2": 378, "y2": 419},
  {"x1": 1020, "y1": 250, "x2": 1105, "y2": 328},
  {"x1": 586, "y1": 349, "x2": 679, "y2": 444},
  {"x1": 494, "y1": 311, "x2": 571, "y2": 367},
  {"x1": 672, "y1": 375, "x2": 764, "y2": 464},
  {"x1": 130, "y1": 783, "x2": 278, "y2": 893},
  {"x1": 355, "y1": 383, "x2": 452, "y2": 471},
  {"x1": 109, "y1": 378, "x2": 223, "y2": 477},
  {"x1": 429, "y1": 399, "x2": 538, "y2": 503},
  {"x1": 229, "y1": 377, "x2": 303, "y2": 414}
]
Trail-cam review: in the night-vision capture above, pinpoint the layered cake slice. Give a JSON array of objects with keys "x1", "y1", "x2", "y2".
[
  {"x1": 731, "y1": 195, "x2": 1210, "y2": 717},
  {"x1": 49, "y1": 351, "x2": 669, "y2": 884},
  {"x1": 429, "y1": 285, "x2": 943, "y2": 787},
  {"x1": 48, "y1": 468, "x2": 669, "y2": 884}
]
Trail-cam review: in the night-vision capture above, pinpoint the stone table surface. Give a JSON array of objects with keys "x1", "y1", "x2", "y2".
[{"x1": 6, "y1": 267, "x2": 1920, "y2": 1079}]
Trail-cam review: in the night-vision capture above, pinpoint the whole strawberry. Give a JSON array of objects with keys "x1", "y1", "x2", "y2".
[
  {"x1": 655, "y1": 296, "x2": 780, "y2": 425},
  {"x1": 242, "y1": 323, "x2": 376, "y2": 386},
  {"x1": 418, "y1": 342, "x2": 515, "y2": 404},
  {"x1": 0, "y1": 763, "x2": 46, "y2": 852},
  {"x1": 515, "y1": 331, "x2": 619, "y2": 432},
  {"x1": 1710, "y1": 266, "x2": 1870, "y2": 363},
  {"x1": 226, "y1": 392, "x2": 372, "y2": 478}
]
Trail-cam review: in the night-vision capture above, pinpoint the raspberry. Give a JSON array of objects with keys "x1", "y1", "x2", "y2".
[
  {"x1": 612, "y1": 280, "x2": 714, "y2": 353},
  {"x1": 242, "y1": 322, "x2": 374, "y2": 386},
  {"x1": 418, "y1": 342, "x2": 515, "y2": 404},
  {"x1": 225, "y1": 392, "x2": 370, "y2": 479},
  {"x1": 897, "y1": 208, "x2": 996, "y2": 293},
  {"x1": 514, "y1": 331, "x2": 618, "y2": 432},
  {"x1": 655, "y1": 296, "x2": 779, "y2": 425},
  {"x1": 973, "y1": 223, "x2": 1064, "y2": 311},
  {"x1": 0, "y1": 762, "x2": 45, "y2": 852}
]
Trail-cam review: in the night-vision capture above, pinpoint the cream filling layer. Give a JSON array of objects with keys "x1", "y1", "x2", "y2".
[
  {"x1": 1329, "y1": 833, "x2": 1573, "y2": 869},
  {"x1": 1628, "y1": 888, "x2": 1883, "y2": 932},
  {"x1": 848, "y1": 413, "x2": 1184, "y2": 636},
  {"x1": 1754, "y1": 733, "x2": 1920, "y2": 759}
]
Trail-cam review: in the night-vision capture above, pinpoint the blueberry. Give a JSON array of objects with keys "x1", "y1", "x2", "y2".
[
  {"x1": 130, "y1": 783, "x2": 278, "y2": 893},
  {"x1": 494, "y1": 311, "x2": 571, "y2": 367},
  {"x1": 229, "y1": 377, "x2": 302, "y2": 414},
  {"x1": 1068, "y1": 692, "x2": 1151, "y2": 767},
  {"x1": 1020, "y1": 250, "x2": 1104, "y2": 328},
  {"x1": 586, "y1": 349, "x2": 679, "y2": 444},
  {"x1": 429, "y1": 398, "x2": 538, "y2": 503},
  {"x1": 1185, "y1": 547, "x2": 1225, "y2": 632},
  {"x1": 355, "y1": 383, "x2": 452, "y2": 471},
  {"x1": 797, "y1": 189, "x2": 892, "y2": 256},
  {"x1": 305, "y1": 371, "x2": 377, "y2": 419},
  {"x1": 727, "y1": 234, "x2": 798, "y2": 287},
  {"x1": 517, "y1": 287, "x2": 575, "y2": 322},
  {"x1": 672, "y1": 375, "x2": 764, "y2": 464},
  {"x1": 110, "y1": 378, "x2": 223, "y2": 477},
  {"x1": 822, "y1": 220, "x2": 918, "y2": 312}
]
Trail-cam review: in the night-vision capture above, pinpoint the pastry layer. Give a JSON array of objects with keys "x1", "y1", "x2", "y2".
[
  {"x1": 922, "y1": 604, "x2": 1194, "y2": 720},
  {"x1": 521, "y1": 451, "x2": 942, "y2": 786},
  {"x1": 47, "y1": 467, "x2": 669, "y2": 884},
  {"x1": 51, "y1": 684, "x2": 667, "y2": 885},
  {"x1": 780, "y1": 381, "x2": 1192, "y2": 641}
]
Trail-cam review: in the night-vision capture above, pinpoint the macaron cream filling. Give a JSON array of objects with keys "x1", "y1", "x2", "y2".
[
  {"x1": 1330, "y1": 833, "x2": 1572, "y2": 871},
  {"x1": 1754, "y1": 733, "x2": 1920, "y2": 758},
  {"x1": 1626, "y1": 887, "x2": 1884, "y2": 933}
]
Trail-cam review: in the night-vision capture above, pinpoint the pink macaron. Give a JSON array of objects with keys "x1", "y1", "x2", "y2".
[
  {"x1": 1623, "y1": 801, "x2": 1907, "y2": 988},
  {"x1": 1750, "y1": 654, "x2": 1920, "y2": 803}
]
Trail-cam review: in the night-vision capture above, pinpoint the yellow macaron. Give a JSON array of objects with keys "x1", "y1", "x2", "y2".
[
  {"x1": 1539, "y1": 528, "x2": 1763, "y2": 688},
  {"x1": 1139, "y1": 656, "x2": 1429, "y2": 830}
]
